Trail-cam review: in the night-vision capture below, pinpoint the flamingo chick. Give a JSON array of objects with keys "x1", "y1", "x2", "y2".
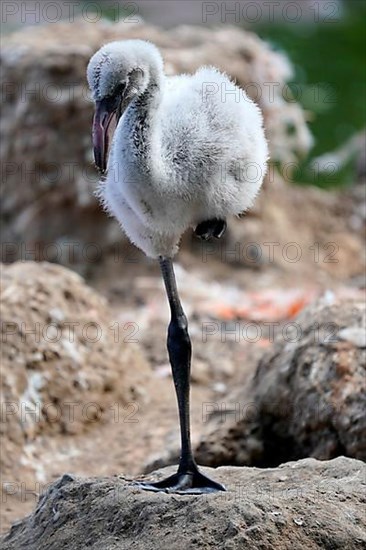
[{"x1": 87, "y1": 40, "x2": 268, "y2": 494}]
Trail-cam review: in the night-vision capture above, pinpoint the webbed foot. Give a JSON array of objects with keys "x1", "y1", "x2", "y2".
[{"x1": 134, "y1": 469, "x2": 225, "y2": 494}]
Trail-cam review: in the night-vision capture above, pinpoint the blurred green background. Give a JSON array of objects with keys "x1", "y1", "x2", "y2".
[{"x1": 254, "y1": 0, "x2": 366, "y2": 187}]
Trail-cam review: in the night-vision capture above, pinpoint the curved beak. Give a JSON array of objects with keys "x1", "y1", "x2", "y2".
[{"x1": 92, "y1": 97, "x2": 119, "y2": 174}]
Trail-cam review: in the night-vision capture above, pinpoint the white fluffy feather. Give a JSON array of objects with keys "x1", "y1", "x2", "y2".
[{"x1": 88, "y1": 40, "x2": 269, "y2": 258}]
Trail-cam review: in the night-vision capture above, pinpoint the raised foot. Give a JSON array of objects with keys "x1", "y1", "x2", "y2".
[
  {"x1": 134, "y1": 470, "x2": 226, "y2": 494},
  {"x1": 194, "y1": 219, "x2": 227, "y2": 241}
]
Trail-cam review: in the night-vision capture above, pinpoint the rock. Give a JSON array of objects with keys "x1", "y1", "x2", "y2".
[
  {"x1": 0, "y1": 261, "x2": 151, "y2": 485},
  {"x1": 338, "y1": 327, "x2": 366, "y2": 348},
  {"x1": 1, "y1": 457, "x2": 365, "y2": 549},
  {"x1": 1, "y1": 20, "x2": 364, "y2": 283},
  {"x1": 195, "y1": 173, "x2": 365, "y2": 281},
  {"x1": 311, "y1": 130, "x2": 366, "y2": 182},
  {"x1": 195, "y1": 298, "x2": 366, "y2": 467},
  {"x1": 1, "y1": 19, "x2": 312, "y2": 269}
]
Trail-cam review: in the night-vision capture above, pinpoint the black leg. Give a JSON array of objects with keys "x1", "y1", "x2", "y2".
[{"x1": 135, "y1": 257, "x2": 225, "y2": 494}]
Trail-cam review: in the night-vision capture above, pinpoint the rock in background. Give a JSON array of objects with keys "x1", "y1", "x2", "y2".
[
  {"x1": 195, "y1": 298, "x2": 366, "y2": 467},
  {"x1": 188, "y1": 174, "x2": 365, "y2": 281},
  {"x1": 2, "y1": 19, "x2": 364, "y2": 282},
  {"x1": 0, "y1": 261, "x2": 151, "y2": 513},
  {"x1": 1, "y1": 19, "x2": 314, "y2": 270},
  {"x1": 1, "y1": 17, "x2": 365, "y2": 547},
  {"x1": 2, "y1": 458, "x2": 365, "y2": 550}
]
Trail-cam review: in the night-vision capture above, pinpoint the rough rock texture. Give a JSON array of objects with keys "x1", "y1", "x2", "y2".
[
  {"x1": 2, "y1": 458, "x2": 365, "y2": 550},
  {"x1": 189, "y1": 174, "x2": 365, "y2": 280},
  {"x1": 1, "y1": 20, "x2": 364, "y2": 282},
  {"x1": 1, "y1": 19, "x2": 313, "y2": 268},
  {"x1": 250, "y1": 299, "x2": 366, "y2": 463},
  {"x1": 164, "y1": 298, "x2": 364, "y2": 469},
  {"x1": 0, "y1": 261, "x2": 151, "y2": 484}
]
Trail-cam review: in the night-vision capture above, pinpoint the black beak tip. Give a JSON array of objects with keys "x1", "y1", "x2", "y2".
[
  {"x1": 95, "y1": 164, "x2": 105, "y2": 175},
  {"x1": 93, "y1": 150, "x2": 106, "y2": 174}
]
